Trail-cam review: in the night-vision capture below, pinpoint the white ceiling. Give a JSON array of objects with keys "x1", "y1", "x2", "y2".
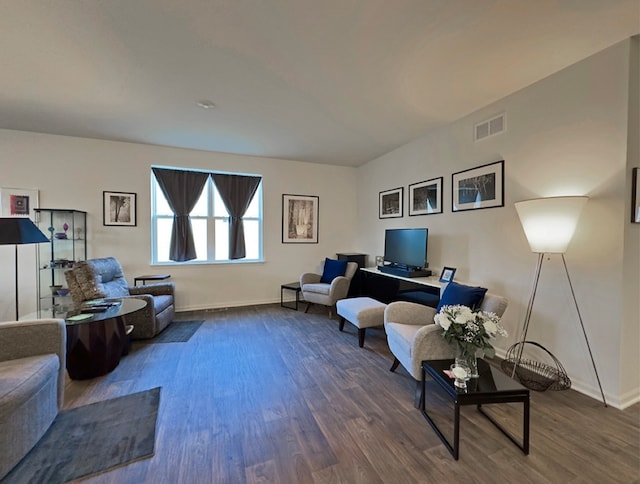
[{"x1": 1, "y1": 1, "x2": 638, "y2": 167}]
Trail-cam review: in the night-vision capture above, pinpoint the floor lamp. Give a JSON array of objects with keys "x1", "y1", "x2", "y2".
[
  {"x1": 0, "y1": 217, "x2": 50, "y2": 320},
  {"x1": 513, "y1": 196, "x2": 607, "y2": 406}
]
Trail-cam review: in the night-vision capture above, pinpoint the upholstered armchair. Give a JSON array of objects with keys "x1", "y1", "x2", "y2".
[
  {"x1": 300, "y1": 259, "x2": 358, "y2": 318},
  {"x1": 0, "y1": 319, "x2": 66, "y2": 480},
  {"x1": 384, "y1": 289, "x2": 508, "y2": 405},
  {"x1": 65, "y1": 257, "x2": 175, "y2": 339}
]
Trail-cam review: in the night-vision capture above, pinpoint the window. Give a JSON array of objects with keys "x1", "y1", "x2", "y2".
[{"x1": 151, "y1": 171, "x2": 263, "y2": 264}]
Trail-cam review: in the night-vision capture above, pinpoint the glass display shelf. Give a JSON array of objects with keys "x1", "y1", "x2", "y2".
[{"x1": 34, "y1": 208, "x2": 87, "y2": 318}]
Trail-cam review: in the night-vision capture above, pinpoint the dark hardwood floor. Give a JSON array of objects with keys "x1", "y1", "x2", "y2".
[{"x1": 64, "y1": 304, "x2": 640, "y2": 483}]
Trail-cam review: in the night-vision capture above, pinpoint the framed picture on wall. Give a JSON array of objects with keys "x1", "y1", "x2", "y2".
[
  {"x1": 452, "y1": 160, "x2": 504, "y2": 212},
  {"x1": 379, "y1": 187, "x2": 403, "y2": 218},
  {"x1": 409, "y1": 177, "x2": 443, "y2": 216},
  {"x1": 282, "y1": 194, "x2": 319, "y2": 243},
  {"x1": 0, "y1": 187, "x2": 39, "y2": 219},
  {"x1": 103, "y1": 191, "x2": 137, "y2": 226},
  {"x1": 632, "y1": 167, "x2": 640, "y2": 223}
]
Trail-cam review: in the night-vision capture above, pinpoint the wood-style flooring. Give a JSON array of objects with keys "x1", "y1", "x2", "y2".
[{"x1": 63, "y1": 304, "x2": 640, "y2": 483}]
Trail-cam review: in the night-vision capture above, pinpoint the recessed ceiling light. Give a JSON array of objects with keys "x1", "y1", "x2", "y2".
[{"x1": 196, "y1": 100, "x2": 216, "y2": 109}]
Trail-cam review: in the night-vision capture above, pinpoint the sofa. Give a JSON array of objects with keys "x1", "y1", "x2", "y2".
[
  {"x1": 0, "y1": 319, "x2": 66, "y2": 480},
  {"x1": 65, "y1": 257, "x2": 176, "y2": 339}
]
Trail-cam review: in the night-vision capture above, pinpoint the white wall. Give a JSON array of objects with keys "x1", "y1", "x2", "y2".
[
  {"x1": 621, "y1": 35, "x2": 640, "y2": 403},
  {"x1": 0, "y1": 130, "x2": 358, "y2": 317},
  {"x1": 356, "y1": 38, "x2": 639, "y2": 408}
]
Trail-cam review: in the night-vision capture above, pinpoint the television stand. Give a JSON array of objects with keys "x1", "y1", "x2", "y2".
[
  {"x1": 360, "y1": 267, "x2": 441, "y2": 307},
  {"x1": 377, "y1": 265, "x2": 432, "y2": 278}
]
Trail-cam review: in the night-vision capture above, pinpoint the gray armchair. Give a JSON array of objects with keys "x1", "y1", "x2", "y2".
[
  {"x1": 65, "y1": 257, "x2": 175, "y2": 339},
  {"x1": 384, "y1": 292, "x2": 508, "y2": 405},
  {"x1": 300, "y1": 261, "x2": 358, "y2": 318},
  {"x1": 0, "y1": 319, "x2": 66, "y2": 479}
]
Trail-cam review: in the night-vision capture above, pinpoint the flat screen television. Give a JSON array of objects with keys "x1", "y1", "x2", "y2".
[{"x1": 383, "y1": 228, "x2": 429, "y2": 270}]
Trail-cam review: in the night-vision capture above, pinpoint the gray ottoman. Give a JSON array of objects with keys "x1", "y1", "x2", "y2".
[{"x1": 336, "y1": 297, "x2": 387, "y2": 347}]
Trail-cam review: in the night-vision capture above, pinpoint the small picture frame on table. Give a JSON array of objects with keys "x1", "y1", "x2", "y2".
[
  {"x1": 439, "y1": 267, "x2": 457, "y2": 283},
  {"x1": 103, "y1": 191, "x2": 137, "y2": 226}
]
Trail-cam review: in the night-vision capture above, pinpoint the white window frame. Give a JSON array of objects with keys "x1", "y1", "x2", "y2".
[{"x1": 150, "y1": 169, "x2": 263, "y2": 265}]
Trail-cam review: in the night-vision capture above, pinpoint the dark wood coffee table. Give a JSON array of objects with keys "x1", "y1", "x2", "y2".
[
  {"x1": 64, "y1": 298, "x2": 146, "y2": 380},
  {"x1": 421, "y1": 358, "x2": 530, "y2": 460}
]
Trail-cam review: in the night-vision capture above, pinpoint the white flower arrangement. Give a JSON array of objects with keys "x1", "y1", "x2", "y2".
[{"x1": 434, "y1": 304, "x2": 508, "y2": 358}]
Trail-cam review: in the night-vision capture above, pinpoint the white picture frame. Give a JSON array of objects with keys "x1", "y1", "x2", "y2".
[
  {"x1": 0, "y1": 187, "x2": 39, "y2": 219},
  {"x1": 103, "y1": 191, "x2": 137, "y2": 226},
  {"x1": 282, "y1": 194, "x2": 319, "y2": 243}
]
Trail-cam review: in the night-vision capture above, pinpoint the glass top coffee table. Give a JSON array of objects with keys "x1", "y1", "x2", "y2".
[
  {"x1": 421, "y1": 358, "x2": 530, "y2": 460},
  {"x1": 64, "y1": 298, "x2": 147, "y2": 380}
]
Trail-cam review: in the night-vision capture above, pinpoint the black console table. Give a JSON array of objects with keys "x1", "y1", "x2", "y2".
[
  {"x1": 336, "y1": 253, "x2": 367, "y2": 297},
  {"x1": 360, "y1": 267, "x2": 441, "y2": 306}
]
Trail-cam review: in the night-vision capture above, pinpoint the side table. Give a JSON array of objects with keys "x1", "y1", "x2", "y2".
[
  {"x1": 281, "y1": 281, "x2": 303, "y2": 311},
  {"x1": 421, "y1": 358, "x2": 530, "y2": 460},
  {"x1": 134, "y1": 274, "x2": 171, "y2": 286},
  {"x1": 65, "y1": 298, "x2": 147, "y2": 380}
]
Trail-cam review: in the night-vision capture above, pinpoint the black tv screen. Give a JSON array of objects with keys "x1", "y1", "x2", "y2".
[{"x1": 383, "y1": 228, "x2": 428, "y2": 269}]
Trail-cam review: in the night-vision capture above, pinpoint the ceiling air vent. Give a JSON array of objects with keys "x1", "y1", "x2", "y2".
[{"x1": 474, "y1": 113, "x2": 505, "y2": 141}]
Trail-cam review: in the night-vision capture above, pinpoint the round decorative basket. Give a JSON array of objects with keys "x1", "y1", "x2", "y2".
[{"x1": 501, "y1": 341, "x2": 571, "y2": 392}]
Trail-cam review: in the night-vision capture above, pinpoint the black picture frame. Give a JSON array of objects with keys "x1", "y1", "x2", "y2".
[
  {"x1": 103, "y1": 191, "x2": 137, "y2": 226},
  {"x1": 409, "y1": 177, "x2": 443, "y2": 216},
  {"x1": 379, "y1": 187, "x2": 403, "y2": 219},
  {"x1": 452, "y1": 160, "x2": 504, "y2": 212},
  {"x1": 439, "y1": 266, "x2": 457, "y2": 283},
  {"x1": 632, "y1": 167, "x2": 640, "y2": 223},
  {"x1": 282, "y1": 194, "x2": 319, "y2": 243}
]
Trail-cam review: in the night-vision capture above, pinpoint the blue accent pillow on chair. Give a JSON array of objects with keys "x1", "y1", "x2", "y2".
[
  {"x1": 436, "y1": 281, "x2": 488, "y2": 312},
  {"x1": 320, "y1": 258, "x2": 348, "y2": 283}
]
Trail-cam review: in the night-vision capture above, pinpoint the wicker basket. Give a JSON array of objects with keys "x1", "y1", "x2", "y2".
[{"x1": 501, "y1": 341, "x2": 571, "y2": 391}]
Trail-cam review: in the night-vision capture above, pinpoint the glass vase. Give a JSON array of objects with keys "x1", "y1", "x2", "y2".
[
  {"x1": 455, "y1": 346, "x2": 479, "y2": 378},
  {"x1": 450, "y1": 362, "x2": 470, "y2": 389}
]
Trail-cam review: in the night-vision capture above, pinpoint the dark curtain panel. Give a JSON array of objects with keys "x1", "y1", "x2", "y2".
[
  {"x1": 211, "y1": 174, "x2": 262, "y2": 259},
  {"x1": 152, "y1": 168, "x2": 209, "y2": 262}
]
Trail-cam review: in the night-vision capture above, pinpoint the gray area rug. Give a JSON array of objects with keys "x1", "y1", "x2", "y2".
[
  {"x1": 146, "y1": 320, "x2": 204, "y2": 343},
  {"x1": 2, "y1": 387, "x2": 160, "y2": 484}
]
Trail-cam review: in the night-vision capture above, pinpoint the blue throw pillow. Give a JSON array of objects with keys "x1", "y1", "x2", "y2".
[
  {"x1": 436, "y1": 281, "x2": 488, "y2": 312},
  {"x1": 320, "y1": 258, "x2": 348, "y2": 284}
]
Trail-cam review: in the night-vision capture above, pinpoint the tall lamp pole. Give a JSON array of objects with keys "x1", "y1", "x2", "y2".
[
  {"x1": 0, "y1": 217, "x2": 50, "y2": 320},
  {"x1": 513, "y1": 197, "x2": 606, "y2": 406}
]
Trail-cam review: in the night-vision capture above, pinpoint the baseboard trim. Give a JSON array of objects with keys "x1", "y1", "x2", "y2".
[{"x1": 176, "y1": 298, "x2": 280, "y2": 314}]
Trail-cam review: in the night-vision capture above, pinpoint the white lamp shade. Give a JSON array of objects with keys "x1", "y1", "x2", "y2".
[{"x1": 515, "y1": 196, "x2": 588, "y2": 253}]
